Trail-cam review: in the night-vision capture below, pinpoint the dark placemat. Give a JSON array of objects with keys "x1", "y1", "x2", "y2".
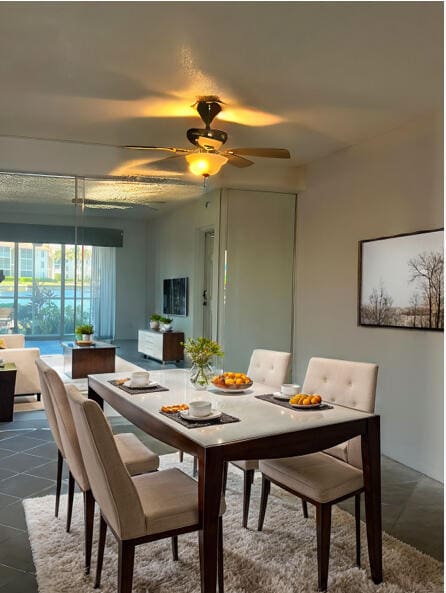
[
  {"x1": 255, "y1": 394, "x2": 333, "y2": 411},
  {"x1": 109, "y1": 380, "x2": 169, "y2": 395},
  {"x1": 160, "y1": 410, "x2": 240, "y2": 429}
]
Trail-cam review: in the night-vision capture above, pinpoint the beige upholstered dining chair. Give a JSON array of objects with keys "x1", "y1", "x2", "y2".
[
  {"x1": 257, "y1": 357, "x2": 378, "y2": 592},
  {"x1": 67, "y1": 386, "x2": 226, "y2": 593},
  {"x1": 225, "y1": 349, "x2": 292, "y2": 527},
  {"x1": 35, "y1": 359, "x2": 66, "y2": 518},
  {"x1": 36, "y1": 360, "x2": 160, "y2": 576}
]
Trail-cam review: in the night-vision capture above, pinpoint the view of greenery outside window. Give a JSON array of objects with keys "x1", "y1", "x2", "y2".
[{"x1": 0, "y1": 241, "x2": 92, "y2": 337}]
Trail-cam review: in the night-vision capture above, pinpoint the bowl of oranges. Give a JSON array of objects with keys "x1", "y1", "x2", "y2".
[
  {"x1": 289, "y1": 393, "x2": 322, "y2": 408},
  {"x1": 211, "y1": 372, "x2": 253, "y2": 393}
]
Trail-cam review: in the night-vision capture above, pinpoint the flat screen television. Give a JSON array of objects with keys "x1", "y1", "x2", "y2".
[{"x1": 163, "y1": 277, "x2": 188, "y2": 316}]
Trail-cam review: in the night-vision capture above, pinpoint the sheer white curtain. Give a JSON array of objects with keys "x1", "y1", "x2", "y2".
[{"x1": 91, "y1": 247, "x2": 116, "y2": 340}]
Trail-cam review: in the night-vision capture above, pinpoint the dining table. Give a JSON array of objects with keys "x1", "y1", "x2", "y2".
[{"x1": 88, "y1": 368, "x2": 383, "y2": 593}]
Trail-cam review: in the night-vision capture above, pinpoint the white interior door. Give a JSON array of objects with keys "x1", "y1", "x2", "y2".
[{"x1": 202, "y1": 230, "x2": 214, "y2": 339}]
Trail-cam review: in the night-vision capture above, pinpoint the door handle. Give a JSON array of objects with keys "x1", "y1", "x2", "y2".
[{"x1": 203, "y1": 289, "x2": 207, "y2": 306}]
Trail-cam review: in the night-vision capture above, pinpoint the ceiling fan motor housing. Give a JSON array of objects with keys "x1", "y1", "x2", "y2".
[{"x1": 186, "y1": 127, "x2": 228, "y2": 151}]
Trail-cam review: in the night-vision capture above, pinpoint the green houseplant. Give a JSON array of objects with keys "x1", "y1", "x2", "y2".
[
  {"x1": 159, "y1": 316, "x2": 173, "y2": 332},
  {"x1": 149, "y1": 314, "x2": 162, "y2": 330},
  {"x1": 183, "y1": 337, "x2": 224, "y2": 389},
  {"x1": 75, "y1": 324, "x2": 94, "y2": 342}
]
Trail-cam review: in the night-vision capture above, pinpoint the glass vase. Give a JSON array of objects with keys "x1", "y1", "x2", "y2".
[{"x1": 189, "y1": 362, "x2": 214, "y2": 390}]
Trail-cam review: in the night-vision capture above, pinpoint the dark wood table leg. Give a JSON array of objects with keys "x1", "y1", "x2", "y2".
[
  {"x1": 198, "y1": 447, "x2": 223, "y2": 593},
  {"x1": 361, "y1": 415, "x2": 383, "y2": 584},
  {"x1": 88, "y1": 385, "x2": 104, "y2": 410}
]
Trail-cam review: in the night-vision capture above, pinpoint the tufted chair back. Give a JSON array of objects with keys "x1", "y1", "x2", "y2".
[
  {"x1": 67, "y1": 385, "x2": 146, "y2": 540},
  {"x1": 35, "y1": 359, "x2": 64, "y2": 456},
  {"x1": 302, "y1": 357, "x2": 378, "y2": 469},
  {"x1": 247, "y1": 349, "x2": 291, "y2": 389}
]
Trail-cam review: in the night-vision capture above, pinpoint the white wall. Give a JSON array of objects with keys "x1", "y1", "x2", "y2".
[
  {"x1": 294, "y1": 111, "x2": 443, "y2": 481},
  {"x1": 0, "y1": 209, "x2": 147, "y2": 340},
  {"x1": 146, "y1": 191, "x2": 220, "y2": 340}
]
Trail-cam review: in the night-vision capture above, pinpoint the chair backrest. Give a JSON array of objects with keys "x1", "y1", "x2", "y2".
[
  {"x1": 67, "y1": 385, "x2": 146, "y2": 540},
  {"x1": 247, "y1": 349, "x2": 291, "y2": 389},
  {"x1": 302, "y1": 357, "x2": 378, "y2": 469},
  {"x1": 35, "y1": 359, "x2": 64, "y2": 456},
  {"x1": 41, "y1": 364, "x2": 90, "y2": 492}
]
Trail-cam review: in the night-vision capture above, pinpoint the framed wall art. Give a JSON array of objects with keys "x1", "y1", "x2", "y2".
[
  {"x1": 163, "y1": 277, "x2": 188, "y2": 317},
  {"x1": 358, "y1": 229, "x2": 443, "y2": 331}
]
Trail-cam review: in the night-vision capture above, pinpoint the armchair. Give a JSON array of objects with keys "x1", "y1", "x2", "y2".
[{"x1": 0, "y1": 334, "x2": 41, "y2": 400}]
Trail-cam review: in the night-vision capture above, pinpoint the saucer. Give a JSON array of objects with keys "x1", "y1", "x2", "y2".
[
  {"x1": 180, "y1": 409, "x2": 222, "y2": 422},
  {"x1": 273, "y1": 392, "x2": 292, "y2": 401},
  {"x1": 124, "y1": 380, "x2": 157, "y2": 390}
]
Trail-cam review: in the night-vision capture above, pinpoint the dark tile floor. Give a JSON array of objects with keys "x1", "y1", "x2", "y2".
[{"x1": 1, "y1": 339, "x2": 442, "y2": 591}]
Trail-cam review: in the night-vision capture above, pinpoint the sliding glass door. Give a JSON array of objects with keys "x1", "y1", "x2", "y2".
[{"x1": 0, "y1": 240, "x2": 93, "y2": 338}]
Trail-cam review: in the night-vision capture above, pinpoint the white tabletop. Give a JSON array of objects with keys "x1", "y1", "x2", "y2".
[{"x1": 89, "y1": 369, "x2": 372, "y2": 448}]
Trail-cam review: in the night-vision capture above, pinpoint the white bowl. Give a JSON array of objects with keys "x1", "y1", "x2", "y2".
[
  {"x1": 188, "y1": 400, "x2": 212, "y2": 417},
  {"x1": 280, "y1": 383, "x2": 301, "y2": 396}
]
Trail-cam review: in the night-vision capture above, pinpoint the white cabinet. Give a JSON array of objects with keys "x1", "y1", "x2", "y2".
[{"x1": 138, "y1": 330, "x2": 184, "y2": 363}]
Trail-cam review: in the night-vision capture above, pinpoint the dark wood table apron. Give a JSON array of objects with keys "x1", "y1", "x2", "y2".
[{"x1": 88, "y1": 378, "x2": 383, "y2": 593}]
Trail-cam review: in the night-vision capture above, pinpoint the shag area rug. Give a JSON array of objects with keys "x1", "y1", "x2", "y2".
[{"x1": 23, "y1": 455, "x2": 443, "y2": 593}]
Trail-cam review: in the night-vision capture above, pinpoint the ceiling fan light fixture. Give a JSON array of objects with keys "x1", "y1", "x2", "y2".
[{"x1": 186, "y1": 152, "x2": 228, "y2": 178}]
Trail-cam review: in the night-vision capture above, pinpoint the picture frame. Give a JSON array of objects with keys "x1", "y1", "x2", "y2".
[
  {"x1": 358, "y1": 229, "x2": 444, "y2": 331},
  {"x1": 163, "y1": 277, "x2": 188, "y2": 317}
]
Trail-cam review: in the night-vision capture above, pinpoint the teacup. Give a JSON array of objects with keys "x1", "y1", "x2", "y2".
[
  {"x1": 131, "y1": 371, "x2": 150, "y2": 387},
  {"x1": 188, "y1": 400, "x2": 212, "y2": 417},
  {"x1": 280, "y1": 383, "x2": 301, "y2": 396}
]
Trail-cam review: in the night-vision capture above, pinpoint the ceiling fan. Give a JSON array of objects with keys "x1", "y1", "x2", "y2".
[{"x1": 124, "y1": 96, "x2": 290, "y2": 179}]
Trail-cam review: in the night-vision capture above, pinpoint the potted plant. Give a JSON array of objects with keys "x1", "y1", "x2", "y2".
[
  {"x1": 159, "y1": 316, "x2": 173, "y2": 332},
  {"x1": 183, "y1": 337, "x2": 224, "y2": 389},
  {"x1": 149, "y1": 314, "x2": 162, "y2": 331},
  {"x1": 75, "y1": 324, "x2": 94, "y2": 342}
]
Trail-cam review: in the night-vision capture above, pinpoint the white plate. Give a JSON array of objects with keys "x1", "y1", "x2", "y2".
[
  {"x1": 273, "y1": 392, "x2": 292, "y2": 401},
  {"x1": 290, "y1": 402, "x2": 322, "y2": 409},
  {"x1": 123, "y1": 380, "x2": 158, "y2": 389},
  {"x1": 180, "y1": 409, "x2": 222, "y2": 421},
  {"x1": 210, "y1": 382, "x2": 253, "y2": 394}
]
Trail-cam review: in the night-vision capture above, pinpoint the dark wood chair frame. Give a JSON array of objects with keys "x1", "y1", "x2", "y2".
[
  {"x1": 94, "y1": 512, "x2": 224, "y2": 593},
  {"x1": 221, "y1": 461, "x2": 254, "y2": 529},
  {"x1": 258, "y1": 474, "x2": 363, "y2": 592}
]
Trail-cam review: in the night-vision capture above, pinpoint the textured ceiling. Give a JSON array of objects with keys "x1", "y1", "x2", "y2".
[
  {"x1": 0, "y1": 172, "x2": 203, "y2": 219},
  {"x1": 0, "y1": 2, "x2": 442, "y2": 211}
]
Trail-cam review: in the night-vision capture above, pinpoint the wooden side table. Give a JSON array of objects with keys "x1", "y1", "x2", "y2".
[{"x1": 0, "y1": 362, "x2": 17, "y2": 422}]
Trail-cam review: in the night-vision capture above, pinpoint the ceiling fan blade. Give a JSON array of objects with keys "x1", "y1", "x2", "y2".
[
  {"x1": 229, "y1": 148, "x2": 290, "y2": 159},
  {"x1": 144, "y1": 153, "x2": 188, "y2": 166},
  {"x1": 223, "y1": 153, "x2": 254, "y2": 168},
  {"x1": 124, "y1": 146, "x2": 190, "y2": 154}
]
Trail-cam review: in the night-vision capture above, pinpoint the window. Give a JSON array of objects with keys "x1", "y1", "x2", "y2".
[
  {"x1": 19, "y1": 247, "x2": 33, "y2": 277},
  {"x1": 0, "y1": 246, "x2": 11, "y2": 275}
]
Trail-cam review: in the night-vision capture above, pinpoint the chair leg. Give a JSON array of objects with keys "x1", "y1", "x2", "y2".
[
  {"x1": 118, "y1": 540, "x2": 135, "y2": 593},
  {"x1": 218, "y1": 517, "x2": 224, "y2": 593},
  {"x1": 83, "y1": 489, "x2": 95, "y2": 575},
  {"x1": 55, "y1": 450, "x2": 63, "y2": 518},
  {"x1": 222, "y1": 461, "x2": 228, "y2": 494},
  {"x1": 193, "y1": 456, "x2": 198, "y2": 477},
  {"x1": 94, "y1": 514, "x2": 107, "y2": 589},
  {"x1": 66, "y1": 471, "x2": 75, "y2": 533},
  {"x1": 242, "y1": 469, "x2": 254, "y2": 528},
  {"x1": 258, "y1": 476, "x2": 271, "y2": 531},
  {"x1": 179, "y1": 450, "x2": 184, "y2": 462},
  {"x1": 316, "y1": 503, "x2": 332, "y2": 592},
  {"x1": 302, "y1": 499, "x2": 309, "y2": 518},
  {"x1": 355, "y1": 493, "x2": 361, "y2": 568},
  {"x1": 171, "y1": 535, "x2": 178, "y2": 561}
]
